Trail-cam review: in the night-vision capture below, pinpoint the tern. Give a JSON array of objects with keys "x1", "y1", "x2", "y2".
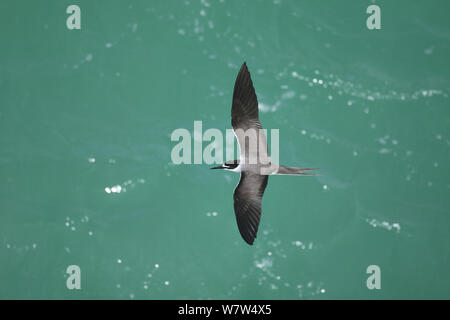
[{"x1": 211, "y1": 62, "x2": 317, "y2": 245}]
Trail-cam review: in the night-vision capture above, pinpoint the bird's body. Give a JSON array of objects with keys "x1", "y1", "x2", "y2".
[{"x1": 211, "y1": 62, "x2": 317, "y2": 245}]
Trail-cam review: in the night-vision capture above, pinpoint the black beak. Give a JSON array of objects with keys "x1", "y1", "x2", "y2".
[{"x1": 210, "y1": 165, "x2": 224, "y2": 170}]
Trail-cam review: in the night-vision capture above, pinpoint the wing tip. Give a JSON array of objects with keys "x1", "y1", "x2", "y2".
[
  {"x1": 239, "y1": 226, "x2": 257, "y2": 245},
  {"x1": 242, "y1": 234, "x2": 255, "y2": 245},
  {"x1": 247, "y1": 239, "x2": 255, "y2": 246},
  {"x1": 234, "y1": 61, "x2": 256, "y2": 102},
  {"x1": 239, "y1": 61, "x2": 249, "y2": 72}
]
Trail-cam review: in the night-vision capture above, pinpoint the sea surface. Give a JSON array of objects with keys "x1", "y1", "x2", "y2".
[{"x1": 0, "y1": 0, "x2": 449, "y2": 299}]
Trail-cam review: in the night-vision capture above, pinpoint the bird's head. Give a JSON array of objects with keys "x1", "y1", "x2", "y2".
[{"x1": 210, "y1": 160, "x2": 239, "y2": 171}]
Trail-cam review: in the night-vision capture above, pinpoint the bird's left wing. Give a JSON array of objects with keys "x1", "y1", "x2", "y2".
[{"x1": 233, "y1": 172, "x2": 269, "y2": 245}]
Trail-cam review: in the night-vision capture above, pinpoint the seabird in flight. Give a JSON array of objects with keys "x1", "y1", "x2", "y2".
[{"x1": 211, "y1": 62, "x2": 317, "y2": 245}]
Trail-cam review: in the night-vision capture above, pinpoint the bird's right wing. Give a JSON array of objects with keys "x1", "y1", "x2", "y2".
[
  {"x1": 231, "y1": 62, "x2": 269, "y2": 164},
  {"x1": 233, "y1": 172, "x2": 269, "y2": 245},
  {"x1": 231, "y1": 62, "x2": 262, "y2": 132}
]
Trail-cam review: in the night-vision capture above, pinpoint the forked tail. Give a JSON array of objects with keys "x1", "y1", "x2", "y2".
[{"x1": 274, "y1": 166, "x2": 319, "y2": 175}]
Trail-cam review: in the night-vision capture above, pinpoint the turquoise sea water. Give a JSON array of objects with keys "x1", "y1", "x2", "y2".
[{"x1": 0, "y1": 0, "x2": 449, "y2": 299}]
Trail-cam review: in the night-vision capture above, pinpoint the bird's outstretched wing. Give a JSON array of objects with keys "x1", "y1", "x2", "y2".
[
  {"x1": 232, "y1": 62, "x2": 262, "y2": 131},
  {"x1": 233, "y1": 172, "x2": 269, "y2": 245},
  {"x1": 231, "y1": 62, "x2": 269, "y2": 164}
]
